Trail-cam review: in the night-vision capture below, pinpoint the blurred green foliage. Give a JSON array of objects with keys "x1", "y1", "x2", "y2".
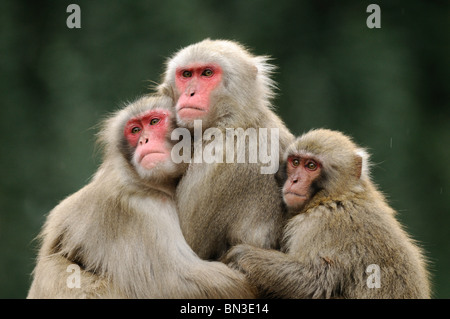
[{"x1": 0, "y1": 0, "x2": 448, "y2": 298}]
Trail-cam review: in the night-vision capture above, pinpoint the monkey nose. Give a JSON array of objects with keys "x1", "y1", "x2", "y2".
[
  {"x1": 139, "y1": 137, "x2": 149, "y2": 145},
  {"x1": 186, "y1": 88, "x2": 195, "y2": 97},
  {"x1": 186, "y1": 85, "x2": 196, "y2": 97}
]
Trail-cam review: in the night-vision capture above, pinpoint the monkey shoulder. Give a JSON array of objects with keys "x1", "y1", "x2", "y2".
[
  {"x1": 42, "y1": 184, "x2": 95, "y2": 235},
  {"x1": 41, "y1": 179, "x2": 174, "y2": 252}
]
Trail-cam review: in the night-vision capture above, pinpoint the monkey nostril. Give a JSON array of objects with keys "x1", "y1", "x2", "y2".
[
  {"x1": 145, "y1": 138, "x2": 149, "y2": 144},
  {"x1": 190, "y1": 92, "x2": 195, "y2": 97}
]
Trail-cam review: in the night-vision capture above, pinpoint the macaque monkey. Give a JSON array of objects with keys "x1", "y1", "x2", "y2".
[
  {"x1": 158, "y1": 39, "x2": 294, "y2": 260},
  {"x1": 224, "y1": 129, "x2": 431, "y2": 299},
  {"x1": 28, "y1": 95, "x2": 255, "y2": 299}
]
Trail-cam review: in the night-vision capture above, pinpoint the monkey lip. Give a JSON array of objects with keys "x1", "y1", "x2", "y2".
[
  {"x1": 177, "y1": 106, "x2": 207, "y2": 120},
  {"x1": 283, "y1": 191, "x2": 307, "y2": 198},
  {"x1": 283, "y1": 191, "x2": 307, "y2": 209},
  {"x1": 138, "y1": 151, "x2": 169, "y2": 170},
  {"x1": 177, "y1": 105, "x2": 206, "y2": 112},
  {"x1": 139, "y1": 151, "x2": 166, "y2": 161}
]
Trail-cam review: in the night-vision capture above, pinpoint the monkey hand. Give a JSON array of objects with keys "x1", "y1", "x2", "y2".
[{"x1": 222, "y1": 244, "x2": 256, "y2": 274}]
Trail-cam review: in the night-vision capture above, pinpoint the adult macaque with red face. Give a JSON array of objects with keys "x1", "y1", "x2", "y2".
[
  {"x1": 28, "y1": 95, "x2": 254, "y2": 299},
  {"x1": 225, "y1": 129, "x2": 431, "y2": 299},
  {"x1": 174, "y1": 64, "x2": 223, "y2": 123},
  {"x1": 159, "y1": 39, "x2": 295, "y2": 260}
]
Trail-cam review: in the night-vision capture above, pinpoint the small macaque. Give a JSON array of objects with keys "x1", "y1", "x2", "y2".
[
  {"x1": 28, "y1": 95, "x2": 254, "y2": 299},
  {"x1": 225, "y1": 129, "x2": 431, "y2": 299}
]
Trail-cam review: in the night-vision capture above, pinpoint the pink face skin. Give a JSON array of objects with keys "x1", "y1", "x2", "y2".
[
  {"x1": 174, "y1": 63, "x2": 223, "y2": 120},
  {"x1": 124, "y1": 109, "x2": 171, "y2": 170},
  {"x1": 283, "y1": 155, "x2": 322, "y2": 210}
]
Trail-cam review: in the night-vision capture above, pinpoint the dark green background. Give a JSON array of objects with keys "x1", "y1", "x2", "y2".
[{"x1": 0, "y1": 0, "x2": 448, "y2": 298}]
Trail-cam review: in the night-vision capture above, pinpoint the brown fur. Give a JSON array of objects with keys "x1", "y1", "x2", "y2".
[
  {"x1": 27, "y1": 95, "x2": 255, "y2": 298},
  {"x1": 224, "y1": 129, "x2": 431, "y2": 299}
]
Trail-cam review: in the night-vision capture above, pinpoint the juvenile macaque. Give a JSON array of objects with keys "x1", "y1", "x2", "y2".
[
  {"x1": 28, "y1": 95, "x2": 254, "y2": 299},
  {"x1": 159, "y1": 39, "x2": 294, "y2": 260},
  {"x1": 225, "y1": 129, "x2": 431, "y2": 299}
]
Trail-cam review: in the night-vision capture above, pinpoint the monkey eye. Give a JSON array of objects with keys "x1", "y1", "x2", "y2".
[
  {"x1": 131, "y1": 127, "x2": 141, "y2": 134},
  {"x1": 305, "y1": 160, "x2": 318, "y2": 171},
  {"x1": 291, "y1": 158, "x2": 300, "y2": 167},
  {"x1": 202, "y1": 69, "x2": 213, "y2": 77},
  {"x1": 182, "y1": 70, "x2": 192, "y2": 78},
  {"x1": 150, "y1": 118, "x2": 160, "y2": 125}
]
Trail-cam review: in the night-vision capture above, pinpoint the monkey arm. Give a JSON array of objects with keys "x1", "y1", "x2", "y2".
[
  {"x1": 224, "y1": 244, "x2": 340, "y2": 299},
  {"x1": 27, "y1": 254, "x2": 113, "y2": 299}
]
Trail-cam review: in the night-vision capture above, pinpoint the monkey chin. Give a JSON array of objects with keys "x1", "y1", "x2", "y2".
[
  {"x1": 177, "y1": 107, "x2": 207, "y2": 122},
  {"x1": 134, "y1": 159, "x2": 182, "y2": 183},
  {"x1": 132, "y1": 152, "x2": 182, "y2": 181},
  {"x1": 140, "y1": 152, "x2": 169, "y2": 170},
  {"x1": 283, "y1": 192, "x2": 307, "y2": 212}
]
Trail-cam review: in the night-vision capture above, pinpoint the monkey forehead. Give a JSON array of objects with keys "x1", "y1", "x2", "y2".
[
  {"x1": 284, "y1": 130, "x2": 346, "y2": 159},
  {"x1": 127, "y1": 95, "x2": 174, "y2": 117},
  {"x1": 127, "y1": 108, "x2": 171, "y2": 124},
  {"x1": 167, "y1": 39, "x2": 253, "y2": 75},
  {"x1": 286, "y1": 151, "x2": 323, "y2": 162},
  {"x1": 174, "y1": 39, "x2": 250, "y2": 59},
  {"x1": 175, "y1": 63, "x2": 222, "y2": 73},
  {"x1": 169, "y1": 51, "x2": 230, "y2": 74},
  {"x1": 294, "y1": 129, "x2": 358, "y2": 153}
]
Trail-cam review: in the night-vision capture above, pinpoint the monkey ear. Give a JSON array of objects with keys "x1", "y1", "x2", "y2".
[
  {"x1": 250, "y1": 57, "x2": 264, "y2": 79},
  {"x1": 354, "y1": 148, "x2": 370, "y2": 180},
  {"x1": 252, "y1": 64, "x2": 258, "y2": 73},
  {"x1": 157, "y1": 83, "x2": 175, "y2": 99},
  {"x1": 250, "y1": 65, "x2": 258, "y2": 80}
]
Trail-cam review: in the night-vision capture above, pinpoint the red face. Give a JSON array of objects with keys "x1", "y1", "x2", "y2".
[
  {"x1": 124, "y1": 109, "x2": 171, "y2": 170},
  {"x1": 283, "y1": 155, "x2": 322, "y2": 210},
  {"x1": 174, "y1": 63, "x2": 223, "y2": 120}
]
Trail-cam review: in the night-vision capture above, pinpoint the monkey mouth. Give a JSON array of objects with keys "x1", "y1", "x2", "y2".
[
  {"x1": 138, "y1": 151, "x2": 166, "y2": 163},
  {"x1": 178, "y1": 105, "x2": 206, "y2": 112},
  {"x1": 283, "y1": 191, "x2": 307, "y2": 198},
  {"x1": 138, "y1": 151, "x2": 169, "y2": 170}
]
